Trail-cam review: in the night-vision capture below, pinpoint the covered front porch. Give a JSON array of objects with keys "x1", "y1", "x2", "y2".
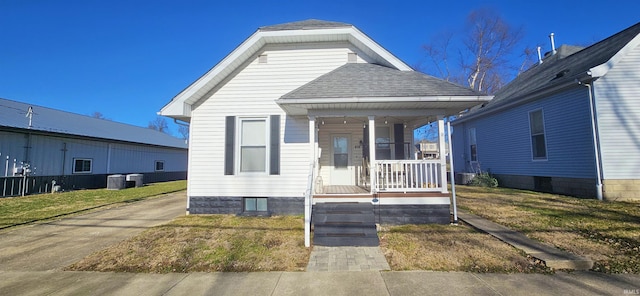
[{"x1": 310, "y1": 114, "x2": 449, "y2": 196}]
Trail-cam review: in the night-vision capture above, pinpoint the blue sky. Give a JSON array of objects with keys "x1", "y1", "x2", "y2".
[{"x1": 1, "y1": 0, "x2": 638, "y2": 136}]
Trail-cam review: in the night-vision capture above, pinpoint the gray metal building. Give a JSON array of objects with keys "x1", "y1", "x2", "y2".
[{"x1": 1, "y1": 98, "x2": 188, "y2": 196}]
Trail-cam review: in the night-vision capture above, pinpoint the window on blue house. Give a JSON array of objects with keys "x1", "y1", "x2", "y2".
[
  {"x1": 529, "y1": 109, "x2": 547, "y2": 160},
  {"x1": 469, "y1": 128, "x2": 477, "y2": 162}
]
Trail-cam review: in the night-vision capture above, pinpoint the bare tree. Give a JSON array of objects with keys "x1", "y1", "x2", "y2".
[
  {"x1": 421, "y1": 8, "x2": 533, "y2": 95},
  {"x1": 90, "y1": 111, "x2": 111, "y2": 120},
  {"x1": 178, "y1": 125, "x2": 189, "y2": 140},
  {"x1": 148, "y1": 116, "x2": 170, "y2": 134}
]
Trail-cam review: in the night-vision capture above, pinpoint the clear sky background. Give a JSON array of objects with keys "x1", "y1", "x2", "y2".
[{"x1": 1, "y1": 0, "x2": 638, "y2": 137}]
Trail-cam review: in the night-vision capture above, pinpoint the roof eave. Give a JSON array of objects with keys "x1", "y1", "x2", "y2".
[
  {"x1": 276, "y1": 95, "x2": 491, "y2": 105},
  {"x1": 453, "y1": 77, "x2": 587, "y2": 125},
  {"x1": 589, "y1": 32, "x2": 640, "y2": 77}
]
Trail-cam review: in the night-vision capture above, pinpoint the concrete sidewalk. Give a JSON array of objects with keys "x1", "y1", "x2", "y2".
[
  {"x1": 458, "y1": 210, "x2": 594, "y2": 270},
  {"x1": 1, "y1": 270, "x2": 638, "y2": 295}
]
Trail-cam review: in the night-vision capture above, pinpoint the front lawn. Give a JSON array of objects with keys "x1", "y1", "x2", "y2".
[
  {"x1": 0, "y1": 180, "x2": 186, "y2": 228},
  {"x1": 66, "y1": 215, "x2": 310, "y2": 272},
  {"x1": 379, "y1": 223, "x2": 550, "y2": 273},
  {"x1": 456, "y1": 185, "x2": 640, "y2": 273}
]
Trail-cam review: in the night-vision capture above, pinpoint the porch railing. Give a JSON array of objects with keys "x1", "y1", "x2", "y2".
[{"x1": 374, "y1": 159, "x2": 444, "y2": 192}]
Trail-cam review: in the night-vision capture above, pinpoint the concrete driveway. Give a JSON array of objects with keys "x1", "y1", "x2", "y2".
[{"x1": 0, "y1": 191, "x2": 185, "y2": 271}]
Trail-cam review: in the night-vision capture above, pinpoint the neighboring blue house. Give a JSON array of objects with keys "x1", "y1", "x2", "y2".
[{"x1": 452, "y1": 22, "x2": 640, "y2": 201}]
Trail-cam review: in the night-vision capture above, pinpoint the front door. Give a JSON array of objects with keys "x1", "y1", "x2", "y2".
[{"x1": 330, "y1": 134, "x2": 352, "y2": 185}]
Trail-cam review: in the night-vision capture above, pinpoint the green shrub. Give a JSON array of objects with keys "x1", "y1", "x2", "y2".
[{"x1": 469, "y1": 172, "x2": 498, "y2": 188}]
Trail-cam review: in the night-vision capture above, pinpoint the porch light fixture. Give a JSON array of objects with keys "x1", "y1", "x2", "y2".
[
  {"x1": 343, "y1": 117, "x2": 347, "y2": 124},
  {"x1": 384, "y1": 117, "x2": 388, "y2": 125},
  {"x1": 404, "y1": 122, "x2": 407, "y2": 128},
  {"x1": 321, "y1": 120, "x2": 325, "y2": 125}
]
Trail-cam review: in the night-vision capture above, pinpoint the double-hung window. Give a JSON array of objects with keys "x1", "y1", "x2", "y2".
[
  {"x1": 529, "y1": 109, "x2": 547, "y2": 160},
  {"x1": 225, "y1": 115, "x2": 280, "y2": 175},
  {"x1": 469, "y1": 128, "x2": 477, "y2": 162},
  {"x1": 239, "y1": 118, "x2": 267, "y2": 172}
]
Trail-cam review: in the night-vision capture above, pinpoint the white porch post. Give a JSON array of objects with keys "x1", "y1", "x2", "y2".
[
  {"x1": 368, "y1": 116, "x2": 376, "y2": 193},
  {"x1": 437, "y1": 117, "x2": 448, "y2": 193},
  {"x1": 305, "y1": 116, "x2": 316, "y2": 248}
]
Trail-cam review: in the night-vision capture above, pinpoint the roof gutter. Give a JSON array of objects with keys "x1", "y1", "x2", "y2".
[{"x1": 277, "y1": 95, "x2": 491, "y2": 105}]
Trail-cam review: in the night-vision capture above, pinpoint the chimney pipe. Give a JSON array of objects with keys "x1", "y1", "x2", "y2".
[
  {"x1": 549, "y1": 33, "x2": 557, "y2": 55},
  {"x1": 537, "y1": 46, "x2": 543, "y2": 64}
]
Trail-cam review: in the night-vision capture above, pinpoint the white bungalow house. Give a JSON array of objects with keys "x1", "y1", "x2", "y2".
[
  {"x1": 452, "y1": 22, "x2": 640, "y2": 201},
  {"x1": 160, "y1": 19, "x2": 490, "y2": 246}
]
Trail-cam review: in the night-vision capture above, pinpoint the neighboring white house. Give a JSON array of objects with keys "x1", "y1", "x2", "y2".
[
  {"x1": 0, "y1": 98, "x2": 188, "y2": 196},
  {"x1": 160, "y1": 19, "x2": 490, "y2": 246},
  {"x1": 452, "y1": 22, "x2": 640, "y2": 201}
]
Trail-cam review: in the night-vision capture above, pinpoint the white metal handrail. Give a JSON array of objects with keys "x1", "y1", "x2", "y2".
[
  {"x1": 374, "y1": 159, "x2": 443, "y2": 192},
  {"x1": 304, "y1": 161, "x2": 315, "y2": 247}
]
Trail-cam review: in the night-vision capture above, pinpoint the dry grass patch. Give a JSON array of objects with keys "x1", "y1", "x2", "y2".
[
  {"x1": 66, "y1": 215, "x2": 310, "y2": 273},
  {"x1": 379, "y1": 223, "x2": 550, "y2": 273},
  {"x1": 457, "y1": 185, "x2": 640, "y2": 273}
]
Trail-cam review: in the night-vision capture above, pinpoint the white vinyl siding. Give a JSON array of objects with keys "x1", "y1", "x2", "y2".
[
  {"x1": 594, "y1": 43, "x2": 640, "y2": 179},
  {"x1": 188, "y1": 42, "x2": 371, "y2": 197}
]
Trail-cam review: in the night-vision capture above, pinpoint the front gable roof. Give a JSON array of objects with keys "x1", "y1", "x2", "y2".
[
  {"x1": 454, "y1": 21, "x2": 640, "y2": 124},
  {"x1": 160, "y1": 19, "x2": 413, "y2": 121}
]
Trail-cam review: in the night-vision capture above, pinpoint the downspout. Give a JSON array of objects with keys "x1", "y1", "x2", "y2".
[
  {"x1": 447, "y1": 121, "x2": 458, "y2": 224},
  {"x1": 581, "y1": 81, "x2": 604, "y2": 200}
]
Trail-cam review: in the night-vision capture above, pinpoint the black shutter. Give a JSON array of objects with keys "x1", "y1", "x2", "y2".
[
  {"x1": 269, "y1": 115, "x2": 280, "y2": 175},
  {"x1": 224, "y1": 116, "x2": 235, "y2": 175},
  {"x1": 394, "y1": 124, "x2": 405, "y2": 160}
]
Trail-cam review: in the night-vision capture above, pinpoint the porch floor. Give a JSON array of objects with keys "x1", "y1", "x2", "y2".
[{"x1": 322, "y1": 185, "x2": 370, "y2": 194}]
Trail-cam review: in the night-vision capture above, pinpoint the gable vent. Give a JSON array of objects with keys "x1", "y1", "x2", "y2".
[
  {"x1": 347, "y1": 52, "x2": 357, "y2": 63},
  {"x1": 258, "y1": 54, "x2": 268, "y2": 64}
]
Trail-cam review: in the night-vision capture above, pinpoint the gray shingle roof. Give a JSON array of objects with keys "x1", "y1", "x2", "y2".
[
  {"x1": 280, "y1": 63, "x2": 482, "y2": 100},
  {"x1": 475, "y1": 21, "x2": 640, "y2": 113},
  {"x1": 259, "y1": 19, "x2": 352, "y2": 31},
  {"x1": 0, "y1": 98, "x2": 187, "y2": 149}
]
